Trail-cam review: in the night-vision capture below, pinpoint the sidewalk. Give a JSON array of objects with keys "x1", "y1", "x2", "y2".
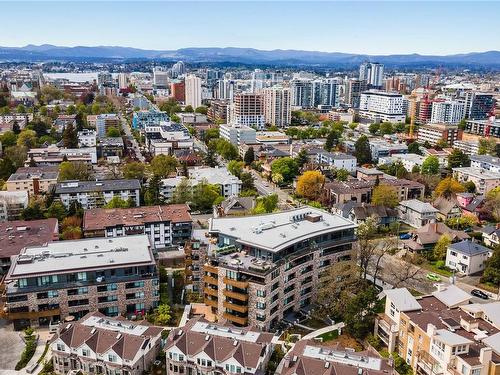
[{"x1": 301, "y1": 322, "x2": 345, "y2": 341}]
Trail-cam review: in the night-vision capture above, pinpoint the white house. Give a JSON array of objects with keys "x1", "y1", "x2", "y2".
[
  {"x1": 446, "y1": 240, "x2": 492, "y2": 275},
  {"x1": 397, "y1": 199, "x2": 438, "y2": 228},
  {"x1": 315, "y1": 152, "x2": 357, "y2": 172}
]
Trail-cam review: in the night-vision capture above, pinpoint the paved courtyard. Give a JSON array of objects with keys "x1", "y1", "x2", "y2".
[{"x1": 0, "y1": 319, "x2": 25, "y2": 371}]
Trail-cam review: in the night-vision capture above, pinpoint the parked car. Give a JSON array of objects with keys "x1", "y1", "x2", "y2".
[
  {"x1": 426, "y1": 273, "x2": 441, "y2": 282},
  {"x1": 471, "y1": 289, "x2": 488, "y2": 299},
  {"x1": 399, "y1": 233, "x2": 411, "y2": 240}
]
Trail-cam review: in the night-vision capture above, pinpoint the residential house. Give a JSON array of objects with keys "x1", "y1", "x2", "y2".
[
  {"x1": 446, "y1": 240, "x2": 493, "y2": 275},
  {"x1": 481, "y1": 225, "x2": 500, "y2": 247},
  {"x1": 433, "y1": 197, "x2": 462, "y2": 221},
  {"x1": 397, "y1": 199, "x2": 438, "y2": 228},
  {"x1": 213, "y1": 196, "x2": 256, "y2": 218},
  {"x1": 50, "y1": 312, "x2": 164, "y2": 375},
  {"x1": 403, "y1": 222, "x2": 470, "y2": 253},
  {"x1": 346, "y1": 203, "x2": 398, "y2": 226},
  {"x1": 165, "y1": 317, "x2": 274, "y2": 375}
]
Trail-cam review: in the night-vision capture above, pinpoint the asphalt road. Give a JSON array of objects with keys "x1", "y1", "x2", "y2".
[{"x1": 120, "y1": 114, "x2": 145, "y2": 162}]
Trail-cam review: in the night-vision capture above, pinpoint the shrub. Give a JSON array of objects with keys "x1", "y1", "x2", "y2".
[{"x1": 15, "y1": 335, "x2": 37, "y2": 370}]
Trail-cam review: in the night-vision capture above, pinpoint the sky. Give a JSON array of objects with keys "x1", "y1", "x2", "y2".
[{"x1": 2, "y1": 1, "x2": 500, "y2": 55}]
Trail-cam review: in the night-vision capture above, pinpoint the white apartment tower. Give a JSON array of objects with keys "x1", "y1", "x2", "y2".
[
  {"x1": 185, "y1": 74, "x2": 202, "y2": 109},
  {"x1": 117, "y1": 73, "x2": 129, "y2": 89},
  {"x1": 359, "y1": 62, "x2": 384, "y2": 88},
  {"x1": 431, "y1": 100, "x2": 466, "y2": 124},
  {"x1": 263, "y1": 86, "x2": 291, "y2": 127}
]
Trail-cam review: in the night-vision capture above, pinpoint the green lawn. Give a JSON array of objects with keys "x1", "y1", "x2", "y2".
[
  {"x1": 302, "y1": 317, "x2": 328, "y2": 329},
  {"x1": 424, "y1": 261, "x2": 453, "y2": 277},
  {"x1": 318, "y1": 329, "x2": 339, "y2": 342}
]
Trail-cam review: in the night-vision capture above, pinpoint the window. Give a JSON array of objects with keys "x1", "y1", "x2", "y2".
[
  {"x1": 77, "y1": 272, "x2": 87, "y2": 281},
  {"x1": 108, "y1": 354, "x2": 117, "y2": 363},
  {"x1": 18, "y1": 278, "x2": 28, "y2": 288},
  {"x1": 471, "y1": 369, "x2": 481, "y2": 375},
  {"x1": 82, "y1": 348, "x2": 90, "y2": 357},
  {"x1": 256, "y1": 290, "x2": 266, "y2": 297},
  {"x1": 56, "y1": 344, "x2": 65, "y2": 351},
  {"x1": 256, "y1": 302, "x2": 266, "y2": 310}
]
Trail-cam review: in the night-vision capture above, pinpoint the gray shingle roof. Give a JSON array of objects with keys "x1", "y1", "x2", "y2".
[{"x1": 449, "y1": 240, "x2": 491, "y2": 256}]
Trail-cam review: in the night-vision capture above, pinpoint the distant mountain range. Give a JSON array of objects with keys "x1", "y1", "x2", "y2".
[{"x1": 1, "y1": 45, "x2": 499, "y2": 67}]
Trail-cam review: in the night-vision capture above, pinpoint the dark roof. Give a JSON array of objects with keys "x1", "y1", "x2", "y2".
[
  {"x1": 0, "y1": 218, "x2": 59, "y2": 259},
  {"x1": 55, "y1": 179, "x2": 141, "y2": 194},
  {"x1": 464, "y1": 196, "x2": 485, "y2": 212},
  {"x1": 351, "y1": 205, "x2": 398, "y2": 220},
  {"x1": 433, "y1": 197, "x2": 461, "y2": 215},
  {"x1": 449, "y1": 240, "x2": 491, "y2": 256},
  {"x1": 7, "y1": 166, "x2": 59, "y2": 181}
]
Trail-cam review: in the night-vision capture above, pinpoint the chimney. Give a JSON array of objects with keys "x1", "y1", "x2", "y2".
[
  {"x1": 283, "y1": 355, "x2": 291, "y2": 368},
  {"x1": 479, "y1": 347, "x2": 492, "y2": 365},
  {"x1": 426, "y1": 323, "x2": 436, "y2": 337}
]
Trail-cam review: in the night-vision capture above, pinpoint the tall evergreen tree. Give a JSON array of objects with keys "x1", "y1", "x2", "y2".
[
  {"x1": 244, "y1": 146, "x2": 255, "y2": 165},
  {"x1": 354, "y1": 135, "x2": 372, "y2": 165},
  {"x1": 62, "y1": 123, "x2": 78, "y2": 148}
]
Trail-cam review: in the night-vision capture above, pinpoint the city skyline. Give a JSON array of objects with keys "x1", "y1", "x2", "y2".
[{"x1": 2, "y1": 1, "x2": 500, "y2": 55}]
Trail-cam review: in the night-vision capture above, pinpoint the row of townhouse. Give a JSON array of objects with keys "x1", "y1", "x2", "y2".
[{"x1": 375, "y1": 285, "x2": 500, "y2": 375}]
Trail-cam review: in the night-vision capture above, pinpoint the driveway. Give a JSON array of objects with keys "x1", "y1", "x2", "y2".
[{"x1": 0, "y1": 319, "x2": 25, "y2": 371}]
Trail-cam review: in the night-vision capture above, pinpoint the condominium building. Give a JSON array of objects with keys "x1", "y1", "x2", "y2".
[
  {"x1": 77, "y1": 129, "x2": 97, "y2": 147},
  {"x1": 153, "y1": 67, "x2": 169, "y2": 89},
  {"x1": 465, "y1": 92, "x2": 495, "y2": 120},
  {"x1": 279, "y1": 339, "x2": 397, "y2": 375},
  {"x1": 3, "y1": 235, "x2": 159, "y2": 330},
  {"x1": 291, "y1": 79, "x2": 314, "y2": 108},
  {"x1": 417, "y1": 123, "x2": 462, "y2": 146},
  {"x1": 453, "y1": 140, "x2": 480, "y2": 156},
  {"x1": 368, "y1": 139, "x2": 408, "y2": 162},
  {"x1": 184, "y1": 229, "x2": 210, "y2": 293},
  {"x1": 359, "y1": 91, "x2": 406, "y2": 122},
  {"x1": 465, "y1": 118, "x2": 500, "y2": 138},
  {"x1": 95, "y1": 113, "x2": 120, "y2": 137},
  {"x1": 312, "y1": 78, "x2": 341, "y2": 107},
  {"x1": 54, "y1": 179, "x2": 141, "y2": 209},
  {"x1": 263, "y1": 86, "x2": 291, "y2": 127},
  {"x1": 165, "y1": 317, "x2": 275, "y2": 375},
  {"x1": 207, "y1": 99, "x2": 229, "y2": 123},
  {"x1": 83, "y1": 204, "x2": 192, "y2": 249},
  {"x1": 185, "y1": 74, "x2": 202, "y2": 109},
  {"x1": 6, "y1": 166, "x2": 59, "y2": 196},
  {"x1": 452, "y1": 167, "x2": 500, "y2": 194},
  {"x1": 160, "y1": 167, "x2": 242, "y2": 201},
  {"x1": 201, "y1": 207, "x2": 356, "y2": 330},
  {"x1": 430, "y1": 100, "x2": 466, "y2": 124},
  {"x1": 359, "y1": 62, "x2": 384, "y2": 88},
  {"x1": 27, "y1": 145, "x2": 98, "y2": 165},
  {"x1": 0, "y1": 191, "x2": 29, "y2": 221},
  {"x1": 170, "y1": 80, "x2": 185, "y2": 102},
  {"x1": 230, "y1": 93, "x2": 265, "y2": 129},
  {"x1": 315, "y1": 151, "x2": 357, "y2": 172},
  {"x1": 470, "y1": 155, "x2": 500, "y2": 173},
  {"x1": 219, "y1": 123, "x2": 257, "y2": 146},
  {"x1": 374, "y1": 286, "x2": 500, "y2": 375},
  {"x1": 51, "y1": 312, "x2": 164, "y2": 375},
  {"x1": 117, "y1": 72, "x2": 129, "y2": 89},
  {"x1": 344, "y1": 78, "x2": 367, "y2": 108},
  {"x1": 0, "y1": 218, "x2": 59, "y2": 273},
  {"x1": 132, "y1": 110, "x2": 169, "y2": 129}
]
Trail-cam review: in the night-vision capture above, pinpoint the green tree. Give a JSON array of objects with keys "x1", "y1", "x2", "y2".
[
  {"x1": 435, "y1": 177, "x2": 465, "y2": 199},
  {"x1": 12, "y1": 120, "x2": 21, "y2": 134},
  {"x1": 45, "y1": 201, "x2": 67, "y2": 221},
  {"x1": 171, "y1": 178, "x2": 192, "y2": 204},
  {"x1": 369, "y1": 123, "x2": 380, "y2": 134},
  {"x1": 191, "y1": 180, "x2": 223, "y2": 211},
  {"x1": 335, "y1": 168, "x2": 350, "y2": 182},
  {"x1": 104, "y1": 196, "x2": 130, "y2": 208},
  {"x1": 481, "y1": 245, "x2": 500, "y2": 287},
  {"x1": 66, "y1": 105, "x2": 76, "y2": 115},
  {"x1": 294, "y1": 148, "x2": 309, "y2": 169},
  {"x1": 62, "y1": 123, "x2": 78, "y2": 148},
  {"x1": 270, "y1": 157, "x2": 298, "y2": 183},
  {"x1": 240, "y1": 172, "x2": 255, "y2": 192},
  {"x1": 408, "y1": 141, "x2": 422, "y2": 155},
  {"x1": 21, "y1": 199, "x2": 46, "y2": 220},
  {"x1": 448, "y1": 149, "x2": 470, "y2": 169},
  {"x1": 343, "y1": 286, "x2": 379, "y2": 339},
  {"x1": 433, "y1": 234, "x2": 451, "y2": 260},
  {"x1": 149, "y1": 154, "x2": 178, "y2": 178},
  {"x1": 227, "y1": 160, "x2": 244, "y2": 178},
  {"x1": 253, "y1": 194, "x2": 278, "y2": 214},
  {"x1": 154, "y1": 304, "x2": 171, "y2": 325},
  {"x1": 0, "y1": 158, "x2": 16, "y2": 180},
  {"x1": 210, "y1": 139, "x2": 238, "y2": 160},
  {"x1": 1, "y1": 131, "x2": 17, "y2": 147},
  {"x1": 421, "y1": 155, "x2": 439, "y2": 175},
  {"x1": 184, "y1": 105, "x2": 194, "y2": 113},
  {"x1": 379, "y1": 122, "x2": 394, "y2": 135},
  {"x1": 5, "y1": 145, "x2": 28, "y2": 168},
  {"x1": 244, "y1": 146, "x2": 255, "y2": 165},
  {"x1": 59, "y1": 161, "x2": 93, "y2": 181},
  {"x1": 478, "y1": 138, "x2": 497, "y2": 156},
  {"x1": 372, "y1": 184, "x2": 399, "y2": 208},
  {"x1": 16, "y1": 104, "x2": 26, "y2": 114},
  {"x1": 122, "y1": 162, "x2": 146, "y2": 180},
  {"x1": 106, "y1": 127, "x2": 121, "y2": 137},
  {"x1": 17, "y1": 129, "x2": 38, "y2": 148},
  {"x1": 144, "y1": 175, "x2": 163, "y2": 205},
  {"x1": 354, "y1": 135, "x2": 372, "y2": 165},
  {"x1": 195, "y1": 106, "x2": 208, "y2": 114},
  {"x1": 324, "y1": 131, "x2": 338, "y2": 152},
  {"x1": 203, "y1": 128, "x2": 219, "y2": 144}
]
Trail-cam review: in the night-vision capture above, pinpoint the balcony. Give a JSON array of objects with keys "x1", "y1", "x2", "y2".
[
  {"x1": 205, "y1": 275, "x2": 218, "y2": 286},
  {"x1": 204, "y1": 287, "x2": 218, "y2": 297},
  {"x1": 3, "y1": 307, "x2": 60, "y2": 320},
  {"x1": 203, "y1": 264, "x2": 218, "y2": 274},
  {"x1": 223, "y1": 289, "x2": 248, "y2": 302},
  {"x1": 223, "y1": 301, "x2": 248, "y2": 313},
  {"x1": 223, "y1": 312, "x2": 248, "y2": 326},
  {"x1": 204, "y1": 297, "x2": 218, "y2": 308},
  {"x1": 223, "y1": 277, "x2": 249, "y2": 289}
]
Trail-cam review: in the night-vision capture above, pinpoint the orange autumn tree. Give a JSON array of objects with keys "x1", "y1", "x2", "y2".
[{"x1": 296, "y1": 170, "x2": 325, "y2": 201}]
